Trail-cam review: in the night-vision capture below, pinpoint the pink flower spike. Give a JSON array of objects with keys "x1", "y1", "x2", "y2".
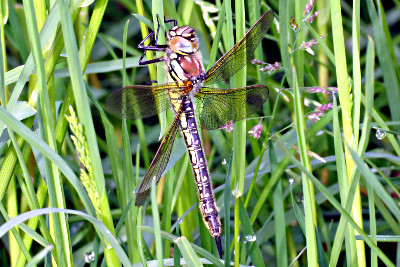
[
  {"x1": 308, "y1": 112, "x2": 324, "y2": 122},
  {"x1": 220, "y1": 120, "x2": 233, "y2": 132},
  {"x1": 315, "y1": 103, "x2": 333, "y2": 112},
  {"x1": 306, "y1": 11, "x2": 319, "y2": 23},
  {"x1": 260, "y1": 62, "x2": 282, "y2": 73},
  {"x1": 304, "y1": 0, "x2": 315, "y2": 15},
  {"x1": 306, "y1": 87, "x2": 331, "y2": 94},
  {"x1": 290, "y1": 16, "x2": 298, "y2": 31},
  {"x1": 292, "y1": 145, "x2": 326, "y2": 163},
  {"x1": 300, "y1": 39, "x2": 318, "y2": 49},
  {"x1": 249, "y1": 124, "x2": 263, "y2": 140},
  {"x1": 300, "y1": 39, "x2": 318, "y2": 55},
  {"x1": 251, "y1": 59, "x2": 265, "y2": 65}
]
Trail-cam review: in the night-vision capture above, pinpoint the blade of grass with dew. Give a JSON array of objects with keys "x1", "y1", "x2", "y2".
[
  {"x1": 56, "y1": 0, "x2": 118, "y2": 265},
  {"x1": 369, "y1": 107, "x2": 400, "y2": 157},
  {"x1": 293, "y1": 69, "x2": 317, "y2": 266},
  {"x1": 330, "y1": 0, "x2": 365, "y2": 264}
]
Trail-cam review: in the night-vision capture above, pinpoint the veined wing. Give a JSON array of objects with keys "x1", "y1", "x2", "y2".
[
  {"x1": 134, "y1": 102, "x2": 184, "y2": 206},
  {"x1": 106, "y1": 82, "x2": 189, "y2": 120},
  {"x1": 194, "y1": 85, "x2": 269, "y2": 129},
  {"x1": 204, "y1": 11, "x2": 274, "y2": 85}
]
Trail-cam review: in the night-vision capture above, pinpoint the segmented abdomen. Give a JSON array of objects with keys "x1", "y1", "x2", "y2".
[{"x1": 178, "y1": 96, "x2": 221, "y2": 237}]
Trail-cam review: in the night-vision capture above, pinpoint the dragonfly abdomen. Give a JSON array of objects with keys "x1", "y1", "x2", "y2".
[{"x1": 179, "y1": 97, "x2": 222, "y2": 237}]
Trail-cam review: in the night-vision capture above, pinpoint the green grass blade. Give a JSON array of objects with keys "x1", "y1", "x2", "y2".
[
  {"x1": 366, "y1": 0, "x2": 400, "y2": 130},
  {"x1": 293, "y1": 69, "x2": 317, "y2": 266},
  {"x1": 238, "y1": 199, "x2": 264, "y2": 267},
  {"x1": 151, "y1": 178, "x2": 163, "y2": 266},
  {"x1": 175, "y1": 236, "x2": 203, "y2": 267}
]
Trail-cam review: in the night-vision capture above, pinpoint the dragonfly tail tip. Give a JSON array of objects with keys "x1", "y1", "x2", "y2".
[{"x1": 215, "y1": 236, "x2": 223, "y2": 258}]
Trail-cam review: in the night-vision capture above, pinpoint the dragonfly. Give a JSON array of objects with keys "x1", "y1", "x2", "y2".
[{"x1": 106, "y1": 10, "x2": 274, "y2": 257}]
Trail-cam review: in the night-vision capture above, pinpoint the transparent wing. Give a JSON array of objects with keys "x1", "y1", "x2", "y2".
[
  {"x1": 194, "y1": 85, "x2": 269, "y2": 129},
  {"x1": 106, "y1": 82, "x2": 188, "y2": 120},
  {"x1": 204, "y1": 11, "x2": 274, "y2": 85},
  {"x1": 134, "y1": 103, "x2": 183, "y2": 206}
]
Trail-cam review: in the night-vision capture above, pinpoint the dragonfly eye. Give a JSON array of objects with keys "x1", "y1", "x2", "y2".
[{"x1": 169, "y1": 36, "x2": 196, "y2": 54}]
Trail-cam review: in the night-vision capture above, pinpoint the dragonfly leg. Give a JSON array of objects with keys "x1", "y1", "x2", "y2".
[
  {"x1": 138, "y1": 23, "x2": 169, "y2": 66},
  {"x1": 164, "y1": 18, "x2": 177, "y2": 27},
  {"x1": 138, "y1": 55, "x2": 165, "y2": 66}
]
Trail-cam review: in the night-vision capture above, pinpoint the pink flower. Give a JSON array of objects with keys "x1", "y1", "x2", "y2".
[
  {"x1": 290, "y1": 16, "x2": 298, "y2": 31},
  {"x1": 260, "y1": 62, "x2": 281, "y2": 73},
  {"x1": 251, "y1": 59, "x2": 265, "y2": 65},
  {"x1": 307, "y1": 103, "x2": 333, "y2": 122},
  {"x1": 308, "y1": 112, "x2": 325, "y2": 122},
  {"x1": 315, "y1": 103, "x2": 333, "y2": 112},
  {"x1": 292, "y1": 145, "x2": 326, "y2": 163},
  {"x1": 249, "y1": 124, "x2": 263, "y2": 140},
  {"x1": 300, "y1": 39, "x2": 318, "y2": 55},
  {"x1": 304, "y1": 0, "x2": 315, "y2": 15},
  {"x1": 306, "y1": 87, "x2": 330, "y2": 94},
  {"x1": 306, "y1": 11, "x2": 319, "y2": 23},
  {"x1": 220, "y1": 120, "x2": 233, "y2": 132}
]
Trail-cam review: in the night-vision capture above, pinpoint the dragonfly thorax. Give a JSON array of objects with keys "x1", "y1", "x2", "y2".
[{"x1": 167, "y1": 26, "x2": 199, "y2": 54}]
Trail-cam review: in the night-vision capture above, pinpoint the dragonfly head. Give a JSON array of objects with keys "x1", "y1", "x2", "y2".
[{"x1": 167, "y1": 26, "x2": 199, "y2": 55}]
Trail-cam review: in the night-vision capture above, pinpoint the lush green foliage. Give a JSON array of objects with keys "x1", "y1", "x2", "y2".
[{"x1": 0, "y1": 0, "x2": 399, "y2": 266}]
